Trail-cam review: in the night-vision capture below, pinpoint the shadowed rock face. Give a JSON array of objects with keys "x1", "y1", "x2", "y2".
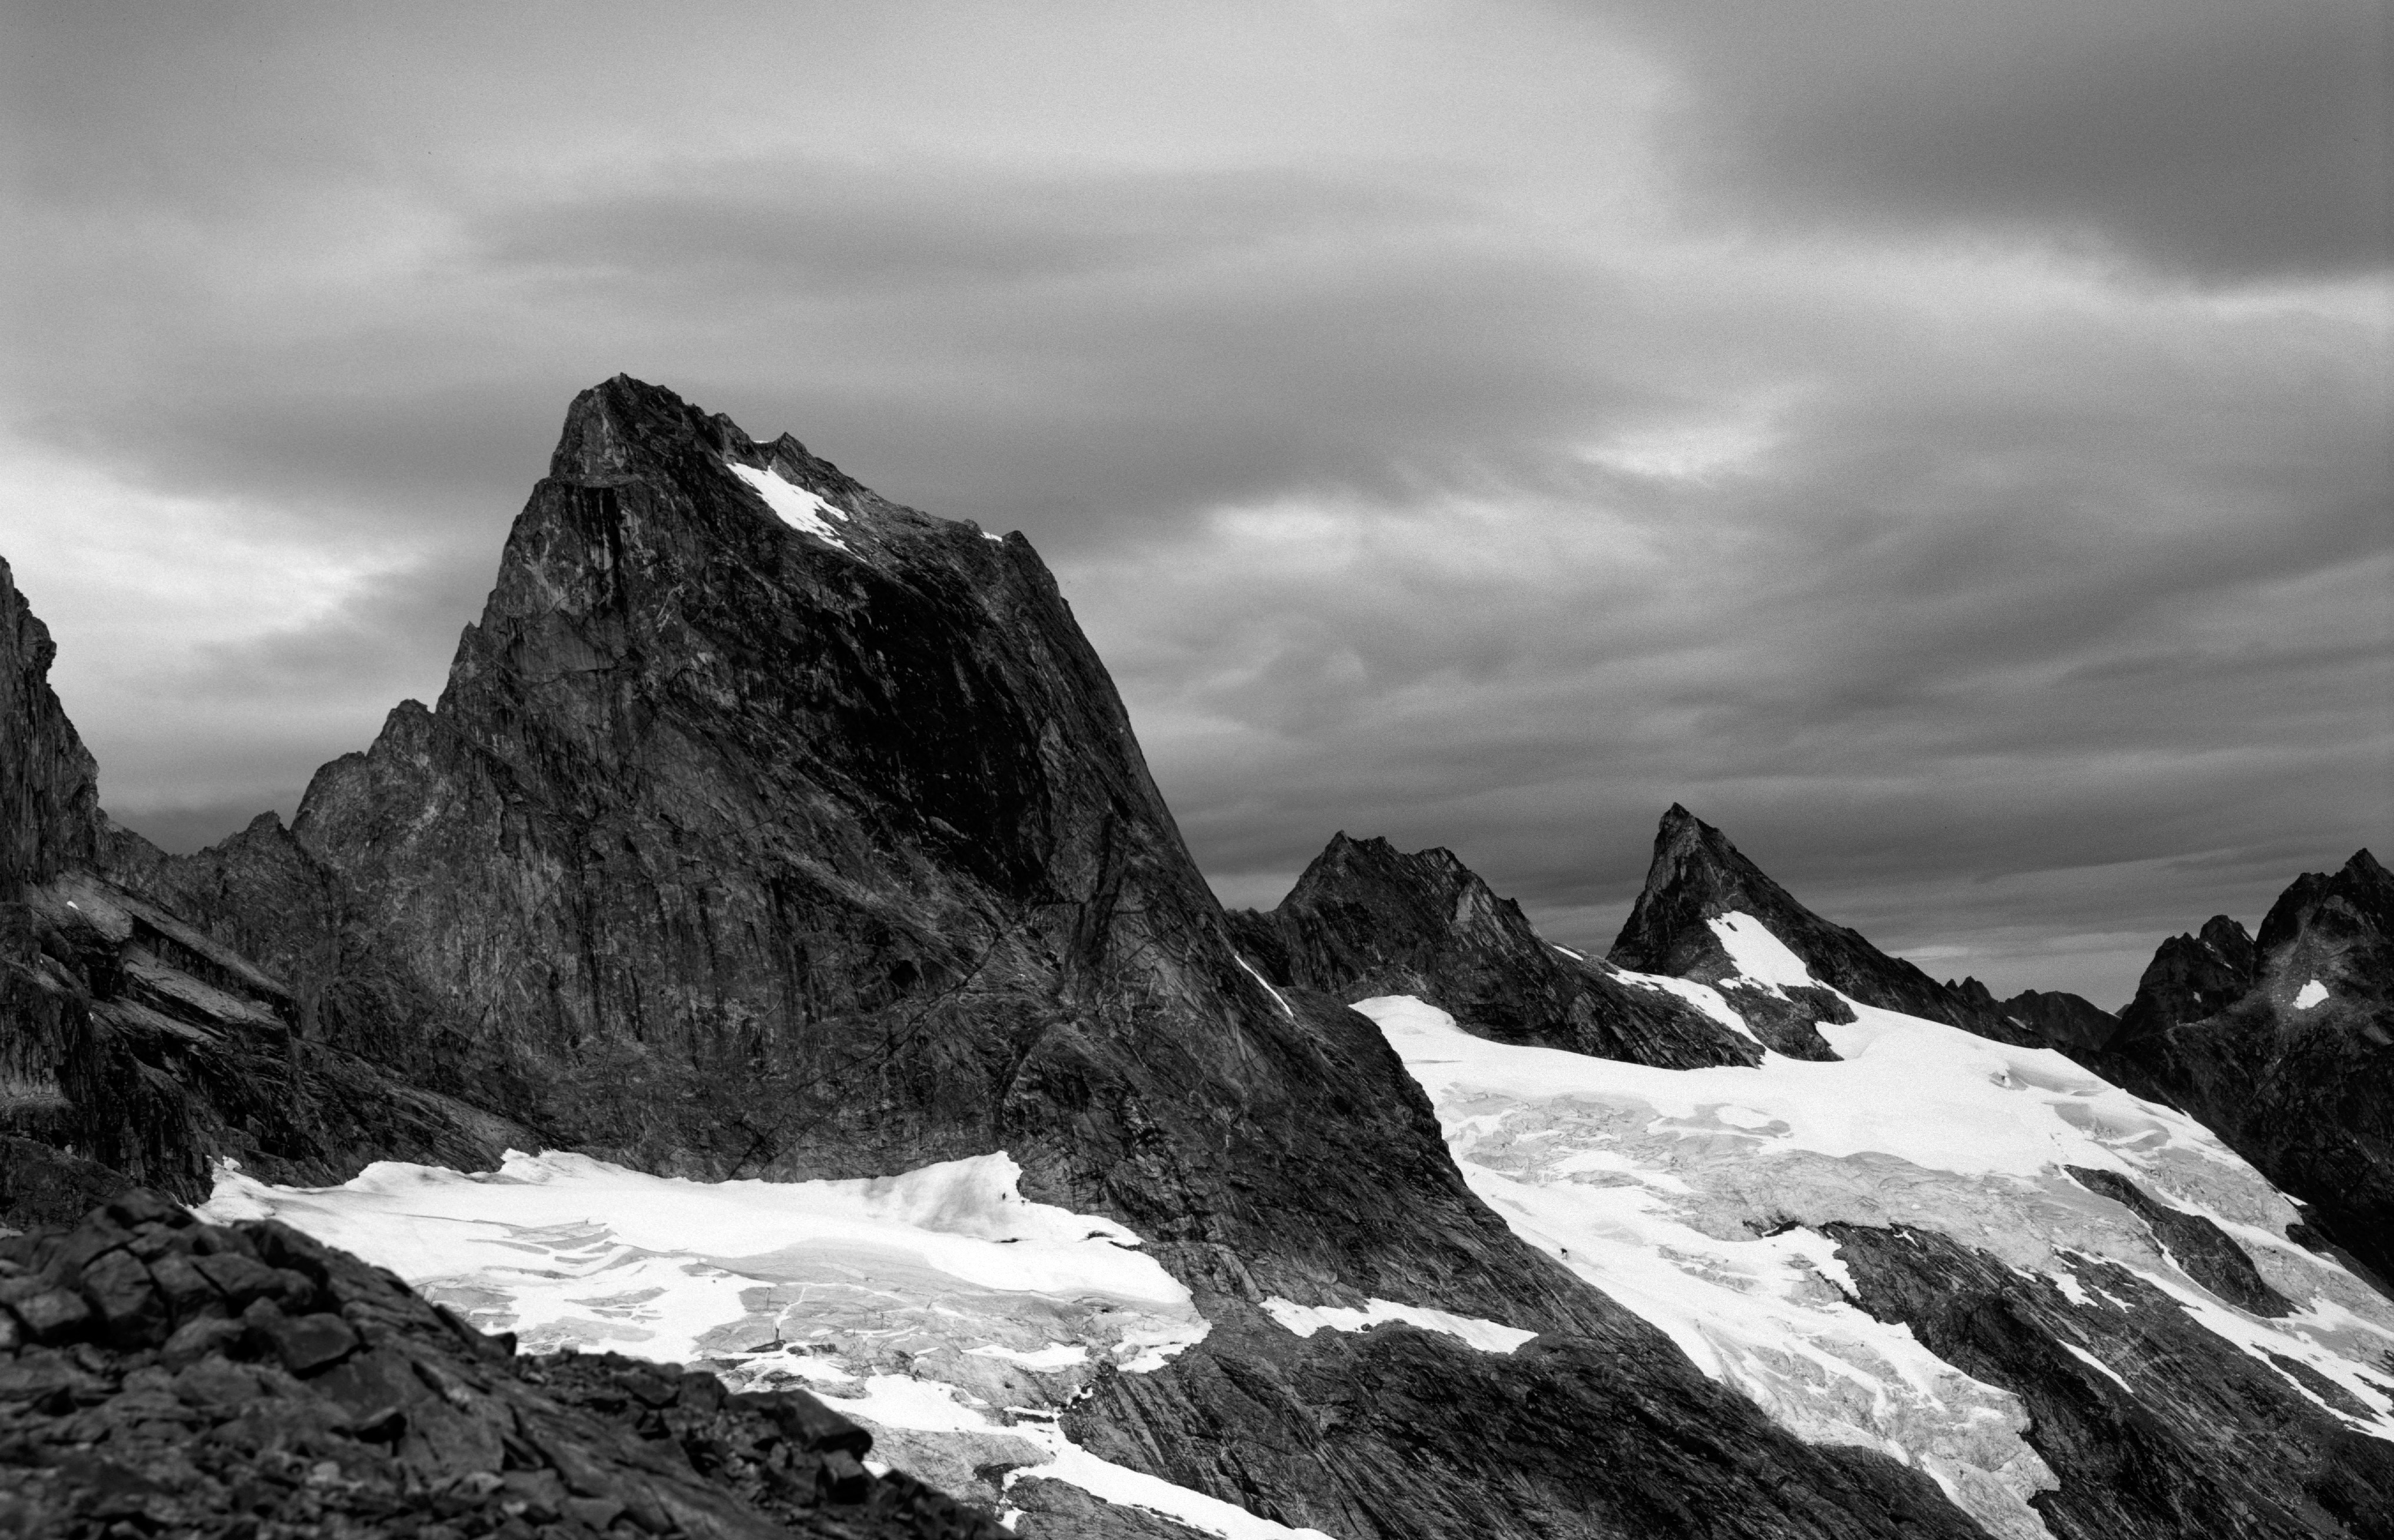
[
  {"x1": 1608, "y1": 805, "x2": 2078, "y2": 1051},
  {"x1": 2, "y1": 562, "x2": 515, "y2": 1220},
  {"x1": 1227, "y1": 832, "x2": 1759, "y2": 1069},
  {"x1": 2062, "y1": 1165, "x2": 2291, "y2": 1317},
  {"x1": 2093, "y1": 850, "x2": 2394, "y2": 1287},
  {"x1": 1964, "y1": 985, "x2": 2118, "y2": 1052},
  {"x1": 2115, "y1": 915, "x2": 2259, "y2": 1045},
  {"x1": 1829, "y1": 1222, "x2": 2394, "y2": 1540},
  {"x1": 1, "y1": 558, "x2": 102, "y2": 1207}
]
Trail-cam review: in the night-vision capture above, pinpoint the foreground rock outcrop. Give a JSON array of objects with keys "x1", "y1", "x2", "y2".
[{"x1": 0, "y1": 1193, "x2": 1002, "y2": 1539}]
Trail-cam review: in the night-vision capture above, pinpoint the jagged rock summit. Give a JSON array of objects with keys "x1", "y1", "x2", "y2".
[
  {"x1": 2095, "y1": 847, "x2": 2394, "y2": 1285},
  {"x1": 1227, "y1": 831, "x2": 1759, "y2": 1069},
  {"x1": 1608, "y1": 804, "x2": 2108, "y2": 1052}
]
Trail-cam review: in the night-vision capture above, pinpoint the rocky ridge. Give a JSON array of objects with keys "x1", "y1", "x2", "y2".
[
  {"x1": 2092, "y1": 849, "x2": 2394, "y2": 1287},
  {"x1": 1226, "y1": 832, "x2": 1759, "y2": 1069}
]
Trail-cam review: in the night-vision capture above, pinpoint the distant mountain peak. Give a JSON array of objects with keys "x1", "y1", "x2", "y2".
[
  {"x1": 2100, "y1": 847, "x2": 2394, "y2": 1284},
  {"x1": 1610, "y1": 805, "x2": 2061, "y2": 1048},
  {"x1": 1226, "y1": 830, "x2": 1761, "y2": 1068}
]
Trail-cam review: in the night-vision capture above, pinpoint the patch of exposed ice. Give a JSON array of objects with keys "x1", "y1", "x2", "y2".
[
  {"x1": 726, "y1": 460, "x2": 851, "y2": 549},
  {"x1": 2058, "y1": 1341, "x2": 2133, "y2": 1395},
  {"x1": 203, "y1": 1150, "x2": 1190, "y2": 1359},
  {"x1": 1002, "y1": 1439, "x2": 1339, "y2": 1539},
  {"x1": 1260, "y1": 1296, "x2": 1537, "y2": 1354},
  {"x1": 968, "y1": 1343, "x2": 1089, "y2": 1371},
  {"x1": 2294, "y1": 980, "x2": 2329, "y2": 1009}
]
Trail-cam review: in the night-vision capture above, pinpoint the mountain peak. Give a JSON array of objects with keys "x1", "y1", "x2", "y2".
[
  {"x1": 1610, "y1": 804, "x2": 2055, "y2": 1047},
  {"x1": 1608, "y1": 805, "x2": 1802, "y2": 975},
  {"x1": 544, "y1": 375, "x2": 873, "y2": 522},
  {"x1": 548, "y1": 374, "x2": 741, "y2": 483},
  {"x1": 1227, "y1": 831, "x2": 1760, "y2": 1068}
]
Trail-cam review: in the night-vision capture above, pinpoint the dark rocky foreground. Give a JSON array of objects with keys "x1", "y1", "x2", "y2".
[
  {"x1": 2090, "y1": 849, "x2": 2394, "y2": 1287},
  {"x1": 0, "y1": 1192, "x2": 1001, "y2": 1539}
]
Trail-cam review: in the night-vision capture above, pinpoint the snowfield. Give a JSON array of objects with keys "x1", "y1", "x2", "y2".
[
  {"x1": 1352, "y1": 908, "x2": 2394, "y2": 1540},
  {"x1": 201, "y1": 1152, "x2": 1332, "y2": 1538}
]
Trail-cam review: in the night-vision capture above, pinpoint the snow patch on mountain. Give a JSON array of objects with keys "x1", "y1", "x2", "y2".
[
  {"x1": 1356, "y1": 975, "x2": 2394, "y2": 1540},
  {"x1": 726, "y1": 460, "x2": 851, "y2": 549},
  {"x1": 1237, "y1": 953, "x2": 1297, "y2": 1018},
  {"x1": 198, "y1": 1150, "x2": 1307, "y2": 1535},
  {"x1": 1611, "y1": 965, "x2": 1766, "y2": 1044},
  {"x1": 1260, "y1": 1296, "x2": 1537, "y2": 1353},
  {"x1": 1708, "y1": 911, "x2": 1819, "y2": 991}
]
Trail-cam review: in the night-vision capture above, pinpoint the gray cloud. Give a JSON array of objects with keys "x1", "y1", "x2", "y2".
[
  {"x1": 1621, "y1": 0, "x2": 2392, "y2": 281},
  {"x1": 2, "y1": 2, "x2": 2385, "y2": 1006}
]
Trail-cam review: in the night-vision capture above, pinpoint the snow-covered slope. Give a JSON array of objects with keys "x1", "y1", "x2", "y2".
[
  {"x1": 1350, "y1": 909, "x2": 2394, "y2": 1540},
  {"x1": 200, "y1": 1151, "x2": 1340, "y2": 1538}
]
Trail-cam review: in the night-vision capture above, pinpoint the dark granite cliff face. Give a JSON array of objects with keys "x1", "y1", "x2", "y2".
[
  {"x1": 1609, "y1": 805, "x2": 2094, "y2": 1052},
  {"x1": 54, "y1": 379, "x2": 2015, "y2": 1538},
  {"x1": 0, "y1": 555, "x2": 107, "y2": 1217},
  {"x1": 1227, "y1": 832, "x2": 1759, "y2": 1069},
  {"x1": 1952, "y1": 983, "x2": 2117, "y2": 1052},
  {"x1": 2, "y1": 561, "x2": 518, "y2": 1226},
  {"x1": 2093, "y1": 850, "x2": 2394, "y2": 1286},
  {"x1": 1828, "y1": 1221, "x2": 2394, "y2": 1539},
  {"x1": 2113, "y1": 913, "x2": 2260, "y2": 1044}
]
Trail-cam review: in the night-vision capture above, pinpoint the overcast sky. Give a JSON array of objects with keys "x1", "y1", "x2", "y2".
[{"x1": 4, "y1": 2, "x2": 2387, "y2": 1007}]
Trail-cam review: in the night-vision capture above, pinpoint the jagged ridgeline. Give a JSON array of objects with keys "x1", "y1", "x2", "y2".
[
  {"x1": 6, "y1": 379, "x2": 2008, "y2": 1538},
  {"x1": 5, "y1": 377, "x2": 2392, "y2": 1540}
]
